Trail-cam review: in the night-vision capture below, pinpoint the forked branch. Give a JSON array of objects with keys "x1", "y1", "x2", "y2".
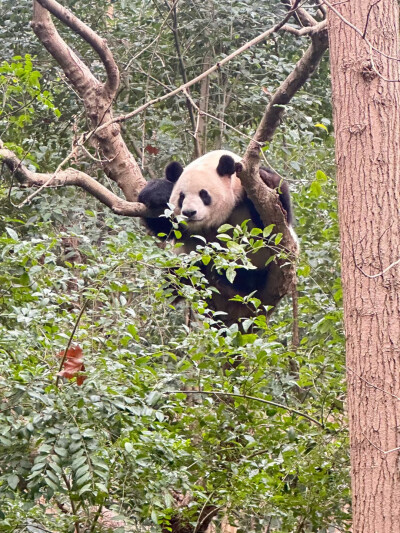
[{"x1": 31, "y1": 0, "x2": 145, "y2": 201}]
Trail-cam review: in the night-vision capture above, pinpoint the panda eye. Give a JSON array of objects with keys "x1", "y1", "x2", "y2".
[
  {"x1": 199, "y1": 189, "x2": 211, "y2": 206},
  {"x1": 178, "y1": 192, "x2": 185, "y2": 208}
]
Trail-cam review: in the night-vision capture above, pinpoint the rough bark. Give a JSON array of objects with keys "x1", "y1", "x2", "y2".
[
  {"x1": 328, "y1": 1, "x2": 400, "y2": 531},
  {"x1": 32, "y1": 0, "x2": 145, "y2": 200}
]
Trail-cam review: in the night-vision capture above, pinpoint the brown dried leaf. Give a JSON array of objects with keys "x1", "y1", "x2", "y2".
[{"x1": 57, "y1": 345, "x2": 87, "y2": 386}]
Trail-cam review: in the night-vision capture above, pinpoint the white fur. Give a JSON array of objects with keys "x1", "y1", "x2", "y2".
[{"x1": 169, "y1": 150, "x2": 244, "y2": 232}]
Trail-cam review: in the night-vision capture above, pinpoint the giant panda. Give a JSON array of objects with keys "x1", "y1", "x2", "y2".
[{"x1": 139, "y1": 150, "x2": 296, "y2": 321}]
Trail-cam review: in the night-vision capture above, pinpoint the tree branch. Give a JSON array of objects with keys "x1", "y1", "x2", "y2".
[
  {"x1": 89, "y1": 2, "x2": 303, "y2": 136},
  {"x1": 166, "y1": 390, "x2": 324, "y2": 428},
  {"x1": 34, "y1": 0, "x2": 119, "y2": 94},
  {"x1": 234, "y1": 17, "x2": 329, "y2": 306},
  {"x1": 0, "y1": 143, "x2": 148, "y2": 217},
  {"x1": 31, "y1": 0, "x2": 145, "y2": 201}
]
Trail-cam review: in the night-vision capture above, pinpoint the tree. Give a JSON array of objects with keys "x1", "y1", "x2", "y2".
[
  {"x1": 0, "y1": 0, "x2": 329, "y2": 323},
  {"x1": 328, "y1": 0, "x2": 400, "y2": 530},
  {"x1": 0, "y1": 2, "x2": 350, "y2": 532}
]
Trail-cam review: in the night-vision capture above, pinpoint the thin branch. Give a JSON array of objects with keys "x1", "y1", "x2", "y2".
[
  {"x1": 362, "y1": 0, "x2": 383, "y2": 39},
  {"x1": 290, "y1": 0, "x2": 319, "y2": 26},
  {"x1": 353, "y1": 253, "x2": 400, "y2": 279},
  {"x1": 347, "y1": 367, "x2": 400, "y2": 401},
  {"x1": 363, "y1": 433, "x2": 400, "y2": 455},
  {"x1": 90, "y1": 1, "x2": 305, "y2": 135},
  {"x1": 182, "y1": 88, "x2": 262, "y2": 144},
  {"x1": 322, "y1": 0, "x2": 400, "y2": 62},
  {"x1": 165, "y1": 390, "x2": 324, "y2": 428},
  {"x1": 17, "y1": 145, "x2": 79, "y2": 208},
  {"x1": 34, "y1": 0, "x2": 119, "y2": 93},
  {"x1": 280, "y1": 20, "x2": 327, "y2": 36},
  {"x1": 168, "y1": 1, "x2": 200, "y2": 155}
]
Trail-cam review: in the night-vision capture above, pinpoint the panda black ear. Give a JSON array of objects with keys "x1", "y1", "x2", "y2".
[
  {"x1": 216, "y1": 155, "x2": 236, "y2": 177},
  {"x1": 165, "y1": 161, "x2": 184, "y2": 183}
]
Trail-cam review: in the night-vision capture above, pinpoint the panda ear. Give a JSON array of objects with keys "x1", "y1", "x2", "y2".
[
  {"x1": 165, "y1": 161, "x2": 184, "y2": 183},
  {"x1": 216, "y1": 155, "x2": 236, "y2": 177}
]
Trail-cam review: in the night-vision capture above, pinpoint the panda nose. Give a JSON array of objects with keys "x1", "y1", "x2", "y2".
[{"x1": 182, "y1": 209, "x2": 197, "y2": 218}]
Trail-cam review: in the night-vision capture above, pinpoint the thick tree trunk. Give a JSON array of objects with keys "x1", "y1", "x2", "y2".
[{"x1": 328, "y1": 1, "x2": 400, "y2": 531}]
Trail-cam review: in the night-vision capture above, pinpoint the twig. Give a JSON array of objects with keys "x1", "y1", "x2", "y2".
[
  {"x1": 322, "y1": 0, "x2": 400, "y2": 62},
  {"x1": 280, "y1": 20, "x2": 327, "y2": 36},
  {"x1": 91, "y1": 1, "x2": 304, "y2": 135},
  {"x1": 16, "y1": 145, "x2": 79, "y2": 207},
  {"x1": 168, "y1": 0, "x2": 200, "y2": 155},
  {"x1": 165, "y1": 390, "x2": 324, "y2": 427},
  {"x1": 362, "y1": 0, "x2": 383, "y2": 39},
  {"x1": 347, "y1": 367, "x2": 400, "y2": 401},
  {"x1": 363, "y1": 433, "x2": 400, "y2": 455},
  {"x1": 353, "y1": 255, "x2": 400, "y2": 279},
  {"x1": 182, "y1": 88, "x2": 263, "y2": 144}
]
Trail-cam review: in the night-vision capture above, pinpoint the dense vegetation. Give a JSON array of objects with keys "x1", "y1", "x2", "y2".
[{"x1": 0, "y1": 1, "x2": 348, "y2": 531}]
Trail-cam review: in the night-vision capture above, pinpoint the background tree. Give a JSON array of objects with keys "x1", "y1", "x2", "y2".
[{"x1": 328, "y1": 0, "x2": 400, "y2": 530}]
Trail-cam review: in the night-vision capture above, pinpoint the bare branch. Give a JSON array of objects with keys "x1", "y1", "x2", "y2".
[
  {"x1": 252, "y1": 27, "x2": 329, "y2": 148},
  {"x1": 281, "y1": 20, "x2": 327, "y2": 36},
  {"x1": 230, "y1": 13, "x2": 329, "y2": 306},
  {"x1": 34, "y1": 0, "x2": 119, "y2": 94},
  {"x1": 0, "y1": 144, "x2": 148, "y2": 217},
  {"x1": 165, "y1": 390, "x2": 324, "y2": 428},
  {"x1": 281, "y1": 0, "x2": 319, "y2": 27},
  {"x1": 168, "y1": 1, "x2": 200, "y2": 156},
  {"x1": 295, "y1": 4, "x2": 319, "y2": 27},
  {"x1": 31, "y1": 1, "x2": 98, "y2": 94}
]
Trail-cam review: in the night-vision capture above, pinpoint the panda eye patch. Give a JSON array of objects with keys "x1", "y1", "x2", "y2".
[
  {"x1": 199, "y1": 189, "x2": 211, "y2": 206},
  {"x1": 178, "y1": 192, "x2": 185, "y2": 208}
]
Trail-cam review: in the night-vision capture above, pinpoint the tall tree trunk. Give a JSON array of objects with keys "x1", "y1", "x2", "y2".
[{"x1": 328, "y1": 1, "x2": 400, "y2": 531}]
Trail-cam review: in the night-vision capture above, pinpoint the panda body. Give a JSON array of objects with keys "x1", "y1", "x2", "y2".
[{"x1": 139, "y1": 150, "x2": 296, "y2": 319}]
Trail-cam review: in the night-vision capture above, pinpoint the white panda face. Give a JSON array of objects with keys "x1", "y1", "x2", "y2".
[{"x1": 169, "y1": 151, "x2": 243, "y2": 232}]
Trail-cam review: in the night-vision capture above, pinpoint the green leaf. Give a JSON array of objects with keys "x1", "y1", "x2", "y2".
[
  {"x1": 7, "y1": 474, "x2": 19, "y2": 490},
  {"x1": 5, "y1": 227, "x2": 18, "y2": 240},
  {"x1": 310, "y1": 181, "x2": 322, "y2": 197}
]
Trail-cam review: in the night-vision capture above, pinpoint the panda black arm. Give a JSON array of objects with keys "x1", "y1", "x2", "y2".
[
  {"x1": 138, "y1": 179, "x2": 174, "y2": 210},
  {"x1": 138, "y1": 160, "x2": 183, "y2": 239},
  {"x1": 259, "y1": 167, "x2": 294, "y2": 225},
  {"x1": 138, "y1": 180, "x2": 175, "y2": 239}
]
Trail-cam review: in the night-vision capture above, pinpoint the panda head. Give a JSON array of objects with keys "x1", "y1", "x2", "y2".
[{"x1": 169, "y1": 151, "x2": 244, "y2": 232}]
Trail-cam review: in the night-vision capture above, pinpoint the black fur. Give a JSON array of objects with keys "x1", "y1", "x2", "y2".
[
  {"x1": 138, "y1": 179, "x2": 174, "y2": 210},
  {"x1": 214, "y1": 265, "x2": 268, "y2": 295},
  {"x1": 199, "y1": 189, "x2": 212, "y2": 206},
  {"x1": 216, "y1": 155, "x2": 236, "y2": 177},
  {"x1": 178, "y1": 192, "x2": 185, "y2": 208},
  {"x1": 259, "y1": 167, "x2": 293, "y2": 225},
  {"x1": 165, "y1": 161, "x2": 184, "y2": 183},
  {"x1": 139, "y1": 161, "x2": 184, "y2": 238}
]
